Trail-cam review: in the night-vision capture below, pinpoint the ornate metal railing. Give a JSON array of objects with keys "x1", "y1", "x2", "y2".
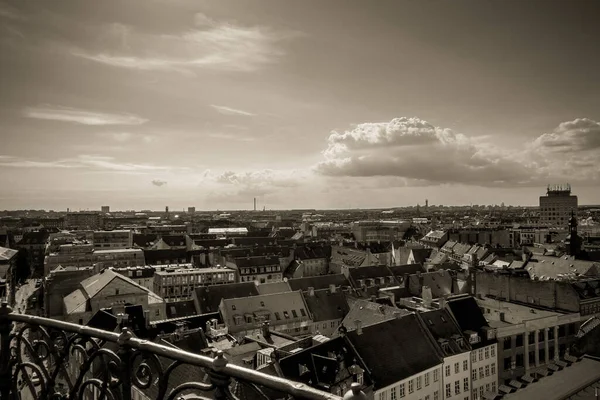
[{"x1": 0, "y1": 303, "x2": 367, "y2": 400}]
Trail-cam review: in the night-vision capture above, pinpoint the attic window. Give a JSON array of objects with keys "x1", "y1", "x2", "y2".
[
  {"x1": 300, "y1": 308, "x2": 306, "y2": 317},
  {"x1": 283, "y1": 311, "x2": 290, "y2": 319},
  {"x1": 115, "y1": 289, "x2": 120, "y2": 295},
  {"x1": 292, "y1": 310, "x2": 298, "y2": 318},
  {"x1": 275, "y1": 312, "x2": 281, "y2": 320},
  {"x1": 232, "y1": 305, "x2": 236, "y2": 311},
  {"x1": 260, "y1": 301, "x2": 265, "y2": 307}
]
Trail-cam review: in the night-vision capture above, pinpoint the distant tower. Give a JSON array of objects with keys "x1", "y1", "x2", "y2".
[
  {"x1": 254, "y1": 197, "x2": 257, "y2": 212},
  {"x1": 566, "y1": 211, "x2": 582, "y2": 256},
  {"x1": 101, "y1": 206, "x2": 110, "y2": 213},
  {"x1": 425, "y1": 199, "x2": 429, "y2": 208},
  {"x1": 416, "y1": 204, "x2": 421, "y2": 217},
  {"x1": 165, "y1": 206, "x2": 170, "y2": 219}
]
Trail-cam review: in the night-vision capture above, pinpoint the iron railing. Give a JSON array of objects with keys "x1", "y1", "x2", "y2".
[{"x1": 0, "y1": 303, "x2": 368, "y2": 400}]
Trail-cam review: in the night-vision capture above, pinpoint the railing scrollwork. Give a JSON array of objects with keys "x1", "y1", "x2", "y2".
[{"x1": 0, "y1": 303, "x2": 367, "y2": 400}]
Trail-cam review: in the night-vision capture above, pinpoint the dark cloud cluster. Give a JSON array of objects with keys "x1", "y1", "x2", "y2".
[{"x1": 151, "y1": 179, "x2": 167, "y2": 187}]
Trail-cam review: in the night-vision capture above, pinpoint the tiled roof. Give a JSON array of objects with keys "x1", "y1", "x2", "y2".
[
  {"x1": 441, "y1": 240, "x2": 457, "y2": 252},
  {"x1": 132, "y1": 234, "x2": 158, "y2": 248},
  {"x1": 446, "y1": 296, "x2": 493, "y2": 349},
  {"x1": 294, "y1": 245, "x2": 331, "y2": 260},
  {"x1": 408, "y1": 270, "x2": 453, "y2": 298},
  {"x1": 452, "y1": 243, "x2": 472, "y2": 257},
  {"x1": 193, "y1": 282, "x2": 259, "y2": 314},
  {"x1": 303, "y1": 289, "x2": 349, "y2": 322},
  {"x1": 288, "y1": 274, "x2": 351, "y2": 292},
  {"x1": 525, "y1": 254, "x2": 600, "y2": 280},
  {"x1": 256, "y1": 281, "x2": 291, "y2": 295},
  {"x1": 345, "y1": 314, "x2": 442, "y2": 390},
  {"x1": 348, "y1": 264, "x2": 422, "y2": 281},
  {"x1": 166, "y1": 299, "x2": 197, "y2": 319}
]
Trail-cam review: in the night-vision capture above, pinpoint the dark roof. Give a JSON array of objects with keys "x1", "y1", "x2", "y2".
[
  {"x1": 341, "y1": 298, "x2": 412, "y2": 330},
  {"x1": 446, "y1": 296, "x2": 493, "y2": 349},
  {"x1": 349, "y1": 264, "x2": 422, "y2": 281},
  {"x1": 234, "y1": 255, "x2": 280, "y2": 268},
  {"x1": 304, "y1": 290, "x2": 350, "y2": 322},
  {"x1": 132, "y1": 233, "x2": 158, "y2": 248},
  {"x1": 222, "y1": 245, "x2": 290, "y2": 258},
  {"x1": 288, "y1": 274, "x2": 351, "y2": 292},
  {"x1": 143, "y1": 248, "x2": 188, "y2": 264},
  {"x1": 232, "y1": 237, "x2": 279, "y2": 246},
  {"x1": 160, "y1": 235, "x2": 188, "y2": 247},
  {"x1": 193, "y1": 282, "x2": 259, "y2": 314},
  {"x1": 411, "y1": 249, "x2": 433, "y2": 265},
  {"x1": 278, "y1": 336, "x2": 372, "y2": 391},
  {"x1": 420, "y1": 309, "x2": 471, "y2": 356},
  {"x1": 86, "y1": 310, "x2": 118, "y2": 331},
  {"x1": 345, "y1": 314, "x2": 441, "y2": 390},
  {"x1": 166, "y1": 299, "x2": 197, "y2": 319},
  {"x1": 18, "y1": 231, "x2": 49, "y2": 245},
  {"x1": 193, "y1": 239, "x2": 230, "y2": 248},
  {"x1": 294, "y1": 245, "x2": 331, "y2": 260}
]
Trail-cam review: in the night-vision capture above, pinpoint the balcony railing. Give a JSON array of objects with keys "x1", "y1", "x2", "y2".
[{"x1": 0, "y1": 303, "x2": 367, "y2": 400}]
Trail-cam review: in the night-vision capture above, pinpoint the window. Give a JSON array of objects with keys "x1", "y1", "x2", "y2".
[
  {"x1": 232, "y1": 305, "x2": 236, "y2": 311},
  {"x1": 300, "y1": 308, "x2": 306, "y2": 317},
  {"x1": 472, "y1": 369, "x2": 477, "y2": 381},
  {"x1": 424, "y1": 372, "x2": 430, "y2": 387},
  {"x1": 455, "y1": 362, "x2": 460, "y2": 374},
  {"x1": 455, "y1": 380, "x2": 460, "y2": 395},
  {"x1": 390, "y1": 387, "x2": 397, "y2": 400},
  {"x1": 445, "y1": 384, "x2": 451, "y2": 398},
  {"x1": 416, "y1": 376, "x2": 422, "y2": 390},
  {"x1": 274, "y1": 312, "x2": 281, "y2": 320},
  {"x1": 479, "y1": 367, "x2": 483, "y2": 379},
  {"x1": 463, "y1": 360, "x2": 468, "y2": 371},
  {"x1": 399, "y1": 383, "x2": 405, "y2": 397},
  {"x1": 445, "y1": 365, "x2": 451, "y2": 377},
  {"x1": 486, "y1": 383, "x2": 490, "y2": 392},
  {"x1": 433, "y1": 369, "x2": 439, "y2": 382},
  {"x1": 491, "y1": 345, "x2": 496, "y2": 357},
  {"x1": 485, "y1": 365, "x2": 490, "y2": 377},
  {"x1": 473, "y1": 389, "x2": 478, "y2": 400},
  {"x1": 472, "y1": 352, "x2": 477, "y2": 363},
  {"x1": 479, "y1": 349, "x2": 483, "y2": 361},
  {"x1": 491, "y1": 363, "x2": 496, "y2": 375},
  {"x1": 492, "y1": 382, "x2": 496, "y2": 393},
  {"x1": 115, "y1": 289, "x2": 120, "y2": 295},
  {"x1": 463, "y1": 377, "x2": 469, "y2": 392},
  {"x1": 408, "y1": 380, "x2": 414, "y2": 394},
  {"x1": 283, "y1": 311, "x2": 290, "y2": 319},
  {"x1": 434, "y1": 391, "x2": 439, "y2": 400},
  {"x1": 378, "y1": 393, "x2": 386, "y2": 400},
  {"x1": 480, "y1": 386, "x2": 484, "y2": 398},
  {"x1": 292, "y1": 309, "x2": 298, "y2": 318},
  {"x1": 155, "y1": 309, "x2": 160, "y2": 316},
  {"x1": 485, "y1": 348, "x2": 489, "y2": 359}
]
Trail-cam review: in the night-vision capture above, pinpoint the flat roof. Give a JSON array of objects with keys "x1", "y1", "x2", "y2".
[
  {"x1": 154, "y1": 267, "x2": 234, "y2": 275},
  {"x1": 478, "y1": 296, "x2": 563, "y2": 325},
  {"x1": 503, "y1": 357, "x2": 600, "y2": 400}
]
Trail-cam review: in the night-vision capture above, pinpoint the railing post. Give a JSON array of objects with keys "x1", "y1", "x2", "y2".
[
  {"x1": 0, "y1": 302, "x2": 13, "y2": 400},
  {"x1": 117, "y1": 328, "x2": 133, "y2": 400},
  {"x1": 209, "y1": 351, "x2": 230, "y2": 400}
]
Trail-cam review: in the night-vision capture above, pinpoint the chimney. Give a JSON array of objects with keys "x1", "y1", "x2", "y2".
[
  {"x1": 422, "y1": 286, "x2": 433, "y2": 308},
  {"x1": 329, "y1": 284, "x2": 337, "y2": 294},
  {"x1": 439, "y1": 295, "x2": 448, "y2": 310},
  {"x1": 308, "y1": 287, "x2": 315, "y2": 297},
  {"x1": 144, "y1": 310, "x2": 150, "y2": 329},
  {"x1": 261, "y1": 321, "x2": 271, "y2": 338},
  {"x1": 354, "y1": 320, "x2": 362, "y2": 335}
]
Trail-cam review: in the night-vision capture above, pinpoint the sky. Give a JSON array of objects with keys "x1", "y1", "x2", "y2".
[{"x1": 1, "y1": 0, "x2": 599, "y2": 211}]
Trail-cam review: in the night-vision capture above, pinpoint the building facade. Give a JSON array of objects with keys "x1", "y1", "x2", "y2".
[
  {"x1": 539, "y1": 184, "x2": 578, "y2": 226},
  {"x1": 153, "y1": 265, "x2": 236, "y2": 301},
  {"x1": 92, "y1": 230, "x2": 133, "y2": 249}
]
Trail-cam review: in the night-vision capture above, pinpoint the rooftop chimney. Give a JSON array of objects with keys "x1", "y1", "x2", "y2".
[
  {"x1": 308, "y1": 287, "x2": 315, "y2": 297},
  {"x1": 261, "y1": 321, "x2": 271, "y2": 339},
  {"x1": 354, "y1": 320, "x2": 362, "y2": 336},
  {"x1": 422, "y1": 286, "x2": 433, "y2": 308},
  {"x1": 329, "y1": 284, "x2": 337, "y2": 294}
]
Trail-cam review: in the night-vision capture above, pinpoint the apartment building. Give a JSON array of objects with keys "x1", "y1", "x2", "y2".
[
  {"x1": 539, "y1": 184, "x2": 578, "y2": 226},
  {"x1": 92, "y1": 230, "x2": 133, "y2": 249},
  {"x1": 153, "y1": 265, "x2": 236, "y2": 301},
  {"x1": 232, "y1": 255, "x2": 283, "y2": 284},
  {"x1": 113, "y1": 266, "x2": 155, "y2": 291}
]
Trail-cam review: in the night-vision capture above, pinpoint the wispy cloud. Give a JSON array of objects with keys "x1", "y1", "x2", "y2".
[
  {"x1": 23, "y1": 106, "x2": 148, "y2": 126},
  {"x1": 97, "y1": 132, "x2": 156, "y2": 143},
  {"x1": 152, "y1": 180, "x2": 167, "y2": 187},
  {"x1": 0, "y1": 155, "x2": 175, "y2": 173},
  {"x1": 210, "y1": 105, "x2": 256, "y2": 117},
  {"x1": 70, "y1": 17, "x2": 298, "y2": 74},
  {"x1": 208, "y1": 133, "x2": 255, "y2": 142}
]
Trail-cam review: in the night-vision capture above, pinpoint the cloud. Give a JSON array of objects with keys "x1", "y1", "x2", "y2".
[
  {"x1": 208, "y1": 133, "x2": 254, "y2": 142},
  {"x1": 98, "y1": 132, "x2": 156, "y2": 143},
  {"x1": 315, "y1": 117, "x2": 600, "y2": 187},
  {"x1": 23, "y1": 106, "x2": 148, "y2": 126},
  {"x1": 210, "y1": 105, "x2": 255, "y2": 117},
  {"x1": 200, "y1": 169, "x2": 306, "y2": 198},
  {"x1": 71, "y1": 18, "x2": 297, "y2": 74},
  {"x1": 152, "y1": 180, "x2": 167, "y2": 187},
  {"x1": 0, "y1": 155, "x2": 175, "y2": 173}
]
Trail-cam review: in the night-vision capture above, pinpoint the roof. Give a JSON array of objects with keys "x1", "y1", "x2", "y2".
[
  {"x1": 288, "y1": 274, "x2": 351, "y2": 292},
  {"x1": 341, "y1": 298, "x2": 412, "y2": 331},
  {"x1": 348, "y1": 264, "x2": 422, "y2": 281},
  {"x1": 345, "y1": 314, "x2": 442, "y2": 390},
  {"x1": 408, "y1": 270, "x2": 453, "y2": 298},
  {"x1": 132, "y1": 233, "x2": 158, "y2": 248},
  {"x1": 294, "y1": 245, "x2": 331, "y2": 260},
  {"x1": 446, "y1": 296, "x2": 492, "y2": 349},
  {"x1": 420, "y1": 309, "x2": 472, "y2": 356},
  {"x1": 525, "y1": 254, "x2": 600, "y2": 280},
  {"x1": 441, "y1": 240, "x2": 458, "y2": 252},
  {"x1": 303, "y1": 289, "x2": 349, "y2": 322},
  {"x1": 0, "y1": 246, "x2": 18, "y2": 262},
  {"x1": 411, "y1": 248, "x2": 433, "y2": 265},
  {"x1": 193, "y1": 282, "x2": 259, "y2": 314},
  {"x1": 208, "y1": 227, "x2": 248, "y2": 234},
  {"x1": 63, "y1": 289, "x2": 88, "y2": 314},
  {"x1": 278, "y1": 336, "x2": 372, "y2": 391},
  {"x1": 86, "y1": 310, "x2": 118, "y2": 331},
  {"x1": 234, "y1": 255, "x2": 280, "y2": 268},
  {"x1": 159, "y1": 235, "x2": 188, "y2": 247},
  {"x1": 453, "y1": 242, "x2": 472, "y2": 257},
  {"x1": 143, "y1": 248, "x2": 188, "y2": 264},
  {"x1": 18, "y1": 231, "x2": 49, "y2": 245},
  {"x1": 256, "y1": 281, "x2": 291, "y2": 295},
  {"x1": 166, "y1": 299, "x2": 197, "y2": 319},
  {"x1": 220, "y1": 291, "x2": 311, "y2": 332}
]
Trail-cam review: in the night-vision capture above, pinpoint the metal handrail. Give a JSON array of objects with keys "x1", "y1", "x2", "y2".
[{"x1": 0, "y1": 304, "x2": 368, "y2": 400}]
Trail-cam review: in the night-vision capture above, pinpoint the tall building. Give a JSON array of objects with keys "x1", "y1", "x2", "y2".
[
  {"x1": 101, "y1": 206, "x2": 110, "y2": 213},
  {"x1": 539, "y1": 184, "x2": 578, "y2": 226},
  {"x1": 187, "y1": 207, "x2": 195, "y2": 214}
]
